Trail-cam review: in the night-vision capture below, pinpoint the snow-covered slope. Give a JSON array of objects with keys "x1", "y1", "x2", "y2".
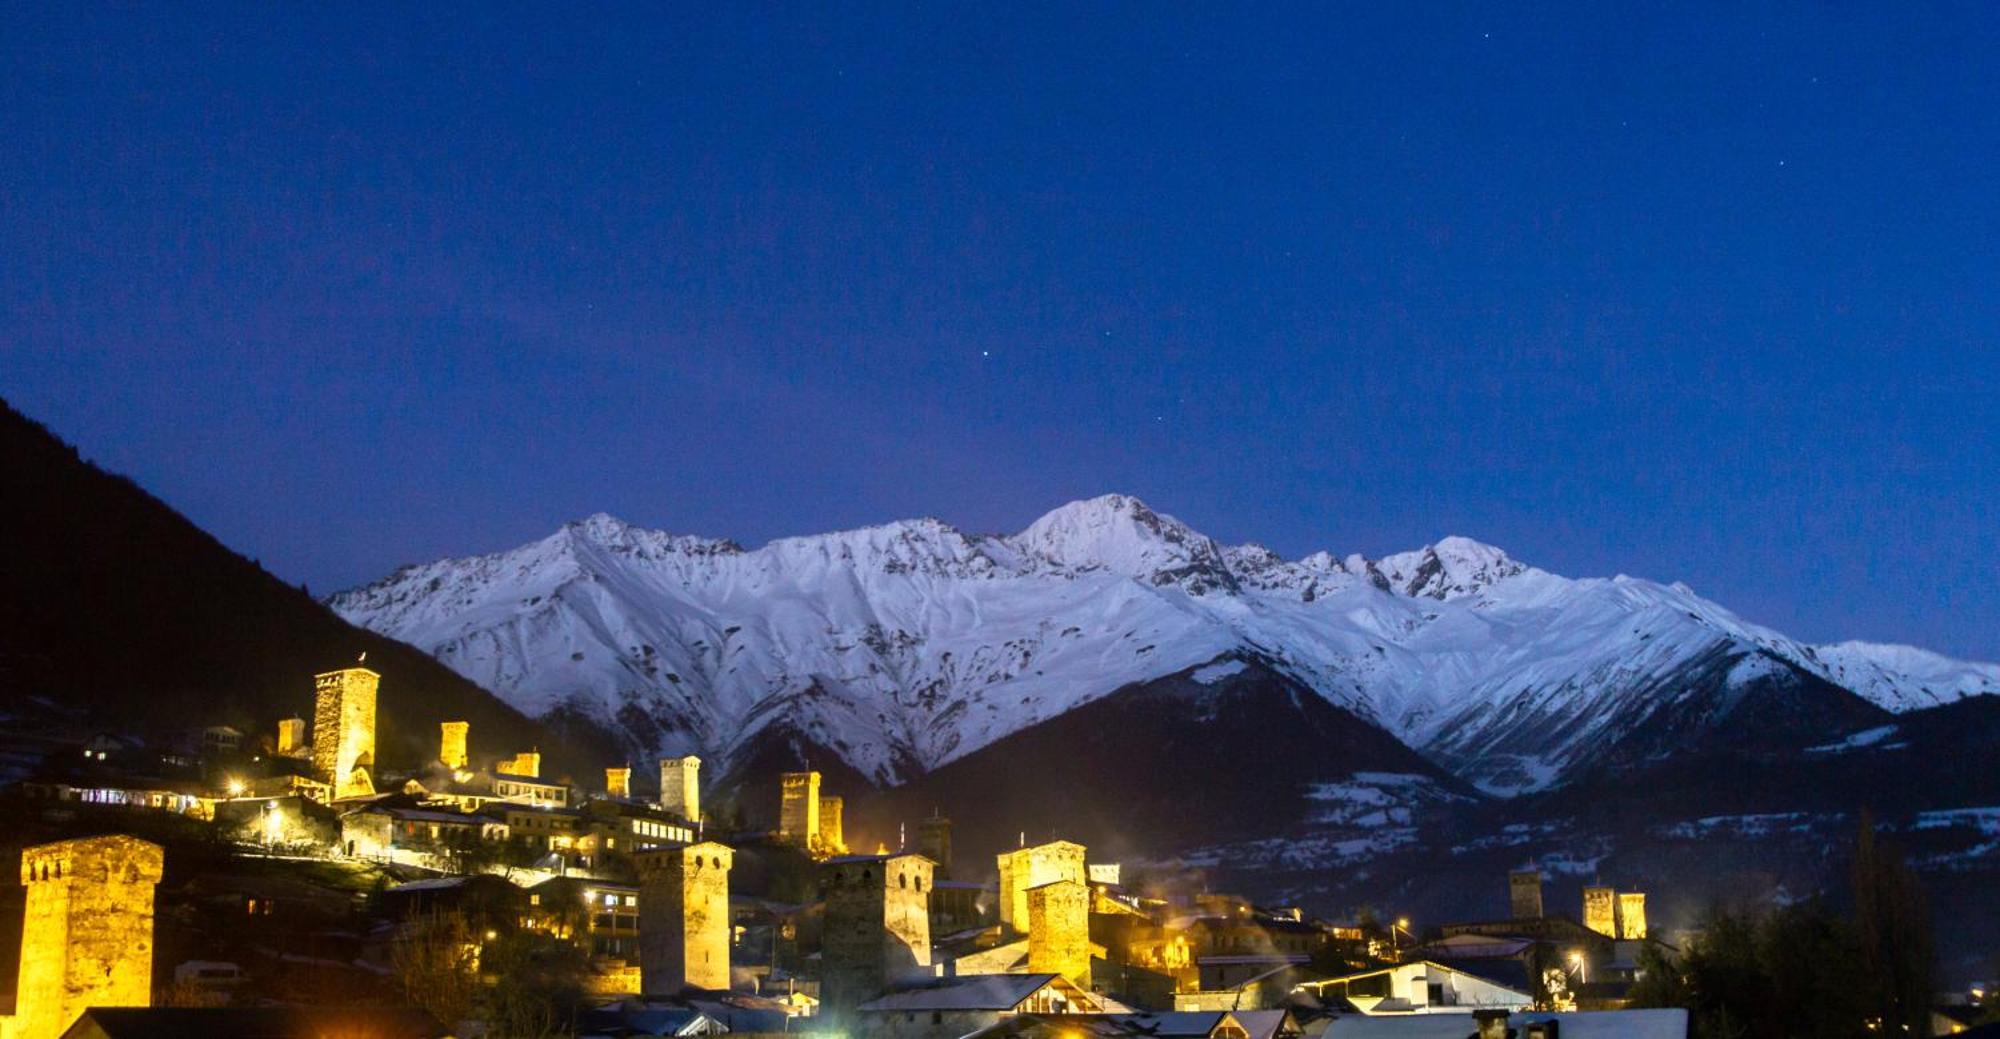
[{"x1": 328, "y1": 494, "x2": 2000, "y2": 792}]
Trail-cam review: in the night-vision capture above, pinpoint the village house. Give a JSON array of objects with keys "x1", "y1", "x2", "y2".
[
  {"x1": 854, "y1": 972, "x2": 1109, "y2": 1039},
  {"x1": 1293, "y1": 961, "x2": 1534, "y2": 1016}
]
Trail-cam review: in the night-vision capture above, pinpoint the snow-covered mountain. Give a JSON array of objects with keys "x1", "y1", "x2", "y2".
[{"x1": 328, "y1": 494, "x2": 1999, "y2": 794}]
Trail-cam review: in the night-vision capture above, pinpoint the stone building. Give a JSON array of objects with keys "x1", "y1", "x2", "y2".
[
  {"x1": 275, "y1": 717, "x2": 307, "y2": 758},
  {"x1": 819, "y1": 795, "x2": 848, "y2": 855},
  {"x1": 819, "y1": 852, "x2": 934, "y2": 1020},
  {"x1": 917, "y1": 812, "x2": 953, "y2": 878},
  {"x1": 439, "y1": 721, "x2": 469, "y2": 770},
  {"x1": 311, "y1": 667, "x2": 377, "y2": 799},
  {"x1": 1026, "y1": 880, "x2": 1091, "y2": 990},
  {"x1": 1510, "y1": 869, "x2": 1544, "y2": 919},
  {"x1": 659, "y1": 756, "x2": 700, "y2": 823},
  {"x1": 0, "y1": 835, "x2": 165, "y2": 1039},
  {"x1": 606, "y1": 766, "x2": 631, "y2": 800},
  {"x1": 1617, "y1": 892, "x2": 1648, "y2": 939},
  {"x1": 996, "y1": 839, "x2": 1086, "y2": 934},
  {"x1": 1582, "y1": 886, "x2": 1617, "y2": 937},
  {"x1": 636, "y1": 841, "x2": 734, "y2": 993},
  {"x1": 498, "y1": 750, "x2": 542, "y2": 778},
  {"x1": 779, "y1": 771, "x2": 821, "y2": 851}
]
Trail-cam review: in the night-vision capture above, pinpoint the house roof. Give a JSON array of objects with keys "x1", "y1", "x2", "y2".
[
  {"x1": 1319, "y1": 1008, "x2": 1688, "y2": 1038},
  {"x1": 61, "y1": 1007, "x2": 447, "y2": 1039},
  {"x1": 858, "y1": 972, "x2": 1066, "y2": 1011}
]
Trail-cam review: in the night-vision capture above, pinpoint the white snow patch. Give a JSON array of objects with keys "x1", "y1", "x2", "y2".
[{"x1": 1190, "y1": 659, "x2": 1248, "y2": 685}]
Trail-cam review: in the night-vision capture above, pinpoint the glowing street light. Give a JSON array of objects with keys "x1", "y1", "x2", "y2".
[{"x1": 225, "y1": 778, "x2": 246, "y2": 798}]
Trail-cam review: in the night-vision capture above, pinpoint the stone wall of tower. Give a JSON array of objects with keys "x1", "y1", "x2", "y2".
[
  {"x1": 276, "y1": 718, "x2": 306, "y2": 757},
  {"x1": 819, "y1": 795, "x2": 847, "y2": 855},
  {"x1": 635, "y1": 841, "x2": 733, "y2": 993},
  {"x1": 1617, "y1": 892, "x2": 1648, "y2": 939},
  {"x1": 311, "y1": 668, "x2": 378, "y2": 799},
  {"x1": 916, "y1": 815, "x2": 952, "y2": 879},
  {"x1": 7, "y1": 836, "x2": 165, "y2": 1039},
  {"x1": 659, "y1": 756, "x2": 701, "y2": 823},
  {"x1": 498, "y1": 750, "x2": 541, "y2": 778},
  {"x1": 778, "y1": 772, "x2": 820, "y2": 850},
  {"x1": 606, "y1": 767, "x2": 632, "y2": 799},
  {"x1": 1582, "y1": 886, "x2": 1617, "y2": 937},
  {"x1": 1509, "y1": 870, "x2": 1544, "y2": 919},
  {"x1": 996, "y1": 840, "x2": 1086, "y2": 933},
  {"x1": 439, "y1": 721, "x2": 469, "y2": 770},
  {"x1": 1026, "y1": 879, "x2": 1091, "y2": 990},
  {"x1": 819, "y1": 854, "x2": 933, "y2": 1021}
]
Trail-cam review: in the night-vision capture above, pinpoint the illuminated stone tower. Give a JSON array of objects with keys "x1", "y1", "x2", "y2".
[
  {"x1": 1509, "y1": 869, "x2": 1544, "y2": 919},
  {"x1": 1027, "y1": 879, "x2": 1091, "y2": 990},
  {"x1": 917, "y1": 812, "x2": 953, "y2": 878},
  {"x1": 778, "y1": 771, "x2": 821, "y2": 851},
  {"x1": 819, "y1": 852, "x2": 933, "y2": 1021},
  {"x1": 635, "y1": 841, "x2": 733, "y2": 993},
  {"x1": 275, "y1": 717, "x2": 306, "y2": 757},
  {"x1": 1582, "y1": 886, "x2": 1617, "y2": 937},
  {"x1": 996, "y1": 839, "x2": 1086, "y2": 933},
  {"x1": 5, "y1": 836, "x2": 165, "y2": 1039},
  {"x1": 498, "y1": 750, "x2": 541, "y2": 778},
  {"x1": 1617, "y1": 892, "x2": 1648, "y2": 939},
  {"x1": 659, "y1": 756, "x2": 701, "y2": 823},
  {"x1": 819, "y1": 795, "x2": 847, "y2": 855},
  {"x1": 311, "y1": 667, "x2": 378, "y2": 799},
  {"x1": 439, "y1": 721, "x2": 469, "y2": 770},
  {"x1": 606, "y1": 766, "x2": 632, "y2": 799}
]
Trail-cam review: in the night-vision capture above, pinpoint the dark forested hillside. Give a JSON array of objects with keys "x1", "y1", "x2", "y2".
[{"x1": 0, "y1": 399, "x2": 609, "y2": 779}]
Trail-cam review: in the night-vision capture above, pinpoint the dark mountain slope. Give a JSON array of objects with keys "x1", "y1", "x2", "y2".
[
  {"x1": 0, "y1": 399, "x2": 608, "y2": 778},
  {"x1": 854, "y1": 655, "x2": 1477, "y2": 875}
]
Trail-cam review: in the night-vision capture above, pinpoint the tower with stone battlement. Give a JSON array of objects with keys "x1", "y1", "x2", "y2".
[
  {"x1": 819, "y1": 852, "x2": 933, "y2": 1020},
  {"x1": 1510, "y1": 869, "x2": 1544, "y2": 919},
  {"x1": 996, "y1": 839, "x2": 1086, "y2": 934},
  {"x1": 3, "y1": 835, "x2": 165, "y2": 1039},
  {"x1": 1583, "y1": 886, "x2": 1617, "y2": 937},
  {"x1": 311, "y1": 667, "x2": 377, "y2": 799},
  {"x1": 635, "y1": 841, "x2": 733, "y2": 993},
  {"x1": 439, "y1": 721, "x2": 469, "y2": 770},
  {"x1": 659, "y1": 756, "x2": 700, "y2": 823},
  {"x1": 1027, "y1": 879, "x2": 1091, "y2": 990},
  {"x1": 779, "y1": 771, "x2": 821, "y2": 851}
]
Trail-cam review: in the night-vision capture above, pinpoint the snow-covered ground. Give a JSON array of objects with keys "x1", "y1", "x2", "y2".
[{"x1": 330, "y1": 494, "x2": 2000, "y2": 789}]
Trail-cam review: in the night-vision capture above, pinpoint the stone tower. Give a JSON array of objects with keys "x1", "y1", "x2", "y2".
[
  {"x1": 439, "y1": 721, "x2": 469, "y2": 770},
  {"x1": 6, "y1": 836, "x2": 165, "y2": 1039},
  {"x1": 311, "y1": 667, "x2": 378, "y2": 799},
  {"x1": 635, "y1": 841, "x2": 733, "y2": 993},
  {"x1": 996, "y1": 839, "x2": 1086, "y2": 933},
  {"x1": 275, "y1": 717, "x2": 306, "y2": 757},
  {"x1": 1617, "y1": 892, "x2": 1648, "y2": 939},
  {"x1": 606, "y1": 766, "x2": 632, "y2": 799},
  {"x1": 819, "y1": 853, "x2": 933, "y2": 1020},
  {"x1": 1509, "y1": 869, "x2": 1544, "y2": 919},
  {"x1": 778, "y1": 771, "x2": 821, "y2": 851},
  {"x1": 1582, "y1": 886, "x2": 1617, "y2": 937},
  {"x1": 1027, "y1": 879, "x2": 1091, "y2": 990},
  {"x1": 659, "y1": 756, "x2": 701, "y2": 823},
  {"x1": 917, "y1": 812, "x2": 953, "y2": 878},
  {"x1": 819, "y1": 795, "x2": 847, "y2": 855},
  {"x1": 498, "y1": 750, "x2": 541, "y2": 778}
]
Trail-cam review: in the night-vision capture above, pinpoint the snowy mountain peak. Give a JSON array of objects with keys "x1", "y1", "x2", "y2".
[
  {"x1": 1373, "y1": 536, "x2": 1526, "y2": 599},
  {"x1": 329, "y1": 494, "x2": 1999, "y2": 794},
  {"x1": 1010, "y1": 494, "x2": 1235, "y2": 594}
]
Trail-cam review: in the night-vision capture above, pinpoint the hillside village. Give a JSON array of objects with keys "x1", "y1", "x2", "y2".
[{"x1": 9, "y1": 664, "x2": 1980, "y2": 1039}]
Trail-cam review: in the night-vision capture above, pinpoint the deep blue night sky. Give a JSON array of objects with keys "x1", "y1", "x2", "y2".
[{"x1": 3, "y1": 5, "x2": 1996, "y2": 658}]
